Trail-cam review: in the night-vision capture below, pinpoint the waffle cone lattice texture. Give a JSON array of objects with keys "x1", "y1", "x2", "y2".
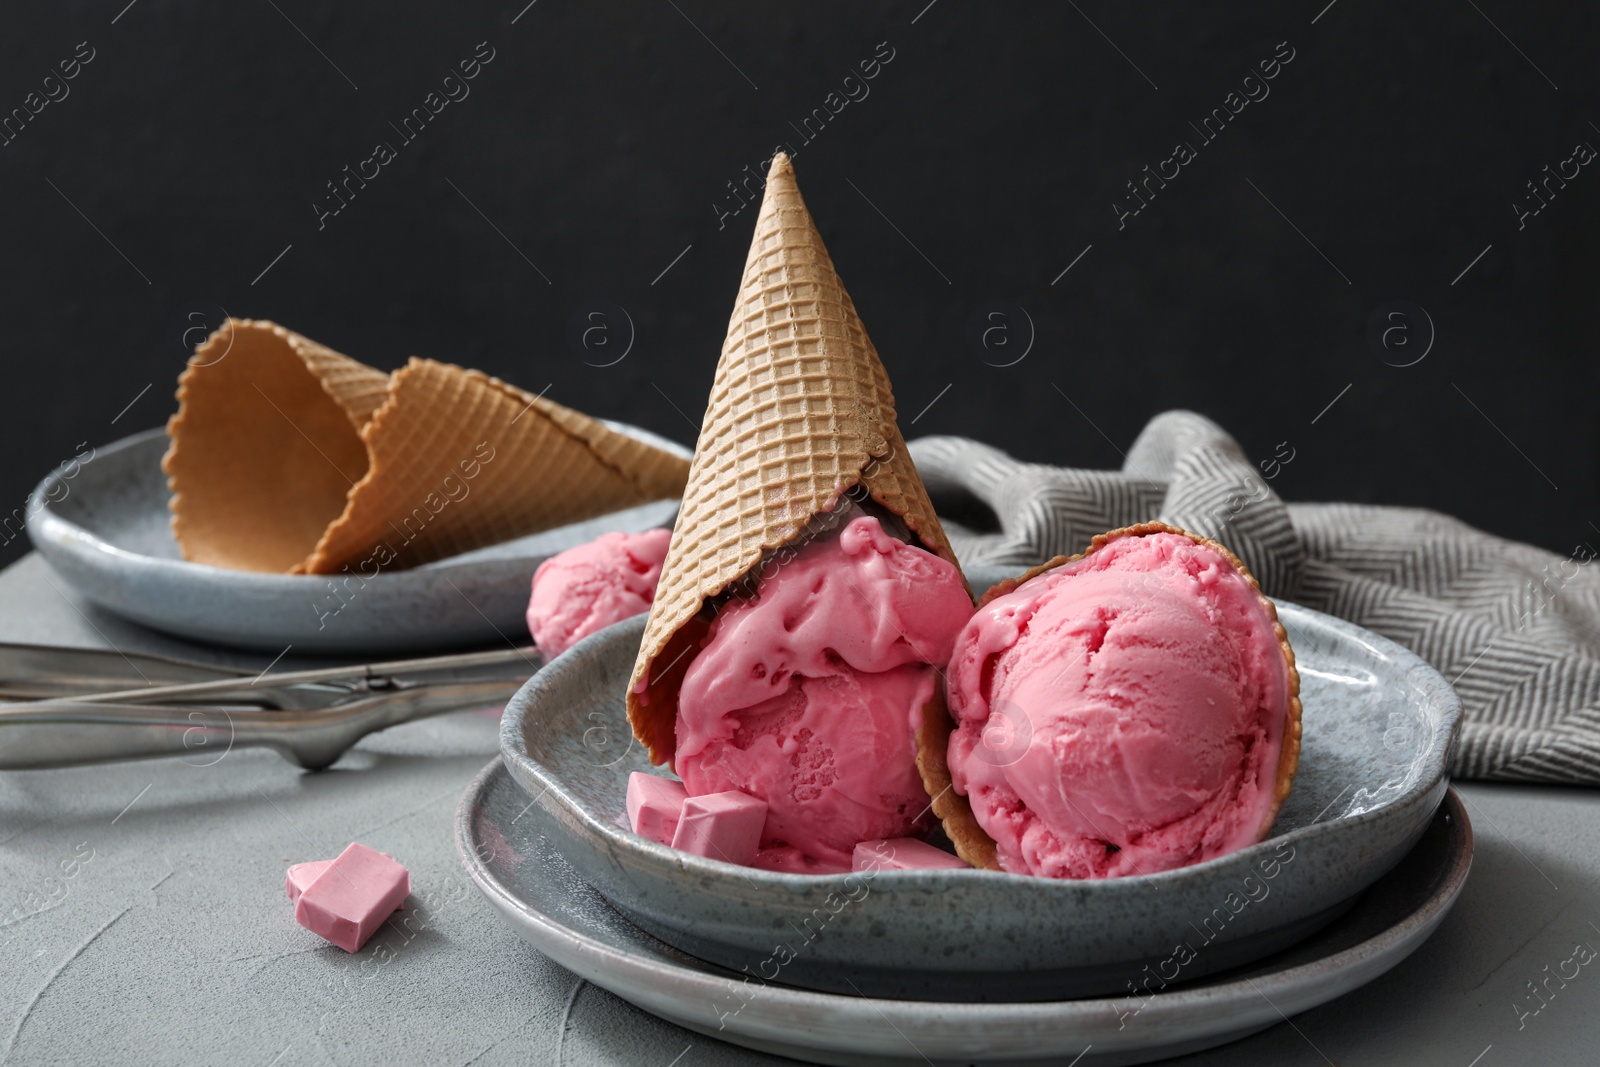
[
  {"x1": 302, "y1": 357, "x2": 693, "y2": 574},
  {"x1": 162, "y1": 319, "x2": 690, "y2": 575},
  {"x1": 626, "y1": 153, "x2": 966, "y2": 767}
]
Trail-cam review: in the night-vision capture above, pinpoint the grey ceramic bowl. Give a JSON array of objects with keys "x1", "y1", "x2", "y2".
[
  {"x1": 459, "y1": 758, "x2": 1472, "y2": 1066},
  {"x1": 499, "y1": 590, "x2": 1464, "y2": 1001},
  {"x1": 27, "y1": 426, "x2": 688, "y2": 654}
]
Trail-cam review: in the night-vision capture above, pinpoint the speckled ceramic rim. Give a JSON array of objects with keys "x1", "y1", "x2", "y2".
[
  {"x1": 499, "y1": 604, "x2": 1462, "y2": 891},
  {"x1": 457, "y1": 760, "x2": 1472, "y2": 1057}
]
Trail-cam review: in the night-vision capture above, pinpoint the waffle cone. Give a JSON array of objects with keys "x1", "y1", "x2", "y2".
[
  {"x1": 163, "y1": 319, "x2": 690, "y2": 574},
  {"x1": 626, "y1": 152, "x2": 968, "y2": 767},
  {"x1": 299, "y1": 357, "x2": 691, "y2": 574},
  {"x1": 921, "y1": 522, "x2": 1303, "y2": 871},
  {"x1": 914, "y1": 687, "x2": 998, "y2": 871},
  {"x1": 163, "y1": 319, "x2": 390, "y2": 573}
]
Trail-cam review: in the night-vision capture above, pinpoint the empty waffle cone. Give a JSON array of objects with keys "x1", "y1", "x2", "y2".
[
  {"x1": 918, "y1": 521, "x2": 1303, "y2": 871},
  {"x1": 163, "y1": 319, "x2": 390, "y2": 573},
  {"x1": 300, "y1": 357, "x2": 691, "y2": 574},
  {"x1": 163, "y1": 319, "x2": 691, "y2": 575},
  {"x1": 625, "y1": 152, "x2": 970, "y2": 768}
]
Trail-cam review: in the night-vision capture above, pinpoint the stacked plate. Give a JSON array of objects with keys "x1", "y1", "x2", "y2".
[
  {"x1": 461, "y1": 566, "x2": 1470, "y2": 1065},
  {"x1": 30, "y1": 427, "x2": 1474, "y2": 1061}
]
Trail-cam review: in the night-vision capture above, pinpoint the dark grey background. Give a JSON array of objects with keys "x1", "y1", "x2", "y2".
[{"x1": 2, "y1": 1, "x2": 1595, "y2": 569}]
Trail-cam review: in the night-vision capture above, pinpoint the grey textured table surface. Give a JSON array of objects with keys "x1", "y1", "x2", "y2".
[{"x1": 3, "y1": 551, "x2": 1598, "y2": 1066}]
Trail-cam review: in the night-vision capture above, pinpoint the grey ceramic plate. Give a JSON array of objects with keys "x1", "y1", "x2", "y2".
[
  {"x1": 499, "y1": 591, "x2": 1464, "y2": 1001},
  {"x1": 459, "y1": 758, "x2": 1472, "y2": 1066},
  {"x1": 27, "y1": 426, "x2": 689, "y2": 654}
]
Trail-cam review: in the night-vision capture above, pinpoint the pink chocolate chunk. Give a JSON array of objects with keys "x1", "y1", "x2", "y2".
[
  {"x1": 670, "y1": 791, "x2": 767, "y2": 866},
  {"x1": 284, "y1": 859, "x2": 333, "y2": 903},
  {"x1": 853, "y1": 838, "x2": 970, "y2": 872},
  {"x1": 293, "y1": 843, "x2": 410, "y2": 952},
  {"x1": 626, "y1": 773, "x2": 688, "y2": 846}
]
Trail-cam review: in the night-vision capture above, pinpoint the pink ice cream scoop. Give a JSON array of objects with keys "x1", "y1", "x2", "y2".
[
  {"x1": 675, "y1": 515, "x2": 973, "y2": 870},
  {"x1": 527, "y1": 529, "x2": 671, "y2": 659},
  {"x1": 946, "y1": 529, "x2": 1296, "y2": 880}
]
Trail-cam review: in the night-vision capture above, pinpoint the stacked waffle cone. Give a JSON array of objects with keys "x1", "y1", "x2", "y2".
[
  {"x1": 626, "y1": 152, "x2": 969, "y2": 767},
  {"x1": 162, "y1": 319, "x2": 690, "y2": 575}
]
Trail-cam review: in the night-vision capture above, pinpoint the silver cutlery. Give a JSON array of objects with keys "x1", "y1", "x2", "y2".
[{"x1": 0, "y1": 644, "x2": 540, "y2": 770}]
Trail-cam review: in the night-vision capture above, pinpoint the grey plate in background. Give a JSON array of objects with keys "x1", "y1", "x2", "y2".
[
  {"x1": 26, "y1": 426, "x2": 688, "y2": 655},
  {"x1": 499, "y1": 602, "x2": 1462, "y2": 1001},
  {"x1": 458, "y1": 758, "x2": 1472, "y2": 1066}
]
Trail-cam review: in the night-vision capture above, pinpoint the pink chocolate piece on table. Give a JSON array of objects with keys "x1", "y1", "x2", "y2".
[
  {"x1": 626, "y1": 773, "x2": 688, "y2": 846},
  {"x1": 285, "y1": 859, "x2": 333, "y2": 903},
  {"x1": 853, "y1": 838, "x2": 970, "y2": 872},
  {"x1": 670, "y1": 791, "x2": 767, "y2": 866},
  {"x1": 293, "y1": 843, "x2": 410, "y2": 952}
]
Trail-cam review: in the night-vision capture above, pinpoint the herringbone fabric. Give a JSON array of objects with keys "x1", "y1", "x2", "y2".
[{"x1": 911, "y1": 411, "x2": 1600, "y2": 785}]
